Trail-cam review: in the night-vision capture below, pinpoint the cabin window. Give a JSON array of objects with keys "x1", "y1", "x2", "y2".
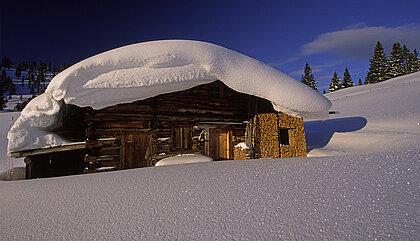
[
  {"x1": 209, "y1": 85, "x2": 223, "y2": 99},
  {"x1": 279, "y1": 128, "x2": 290, "y2": 146},
  {"x1": 172, "y1": 126, "x2": 192, "y2": 151}
]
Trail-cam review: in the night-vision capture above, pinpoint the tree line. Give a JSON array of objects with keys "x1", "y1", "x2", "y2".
[
  {"x1": 0, "y1": 56, "x2": 70, "y2": 110},
  {"x1": 301, "y1": 41, "x2": 420, "y2": 93}
]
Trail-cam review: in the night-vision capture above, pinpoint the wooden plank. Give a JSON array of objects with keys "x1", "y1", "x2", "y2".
[{"x1": 10, "y1": 143, "x2": 86, "y2": 158}]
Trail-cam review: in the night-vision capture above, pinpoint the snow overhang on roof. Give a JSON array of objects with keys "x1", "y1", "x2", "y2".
[{"x1": 7, "y1": 40, "x2": 331, "y2": 154}]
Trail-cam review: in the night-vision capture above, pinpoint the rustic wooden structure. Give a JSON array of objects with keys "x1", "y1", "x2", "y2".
[
  {"x1": 11, "y1": 80, "x2": 307, "y2": 178},
  {"x1": 11, "y1": 143, "x2": 86, "y2": 179}
]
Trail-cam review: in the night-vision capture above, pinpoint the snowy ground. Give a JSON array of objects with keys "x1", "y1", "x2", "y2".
[
  {"x1": 0, "y1": 72, "x2": 419, "y2": 240},
  {"x1": 305, "y1": 72, "x2": 420, "y2": 157}
]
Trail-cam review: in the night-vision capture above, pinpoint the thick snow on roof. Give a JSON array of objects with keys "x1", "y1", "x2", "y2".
[{"x1": 7, "y1": 40, "x2": 330, "y2": 153}]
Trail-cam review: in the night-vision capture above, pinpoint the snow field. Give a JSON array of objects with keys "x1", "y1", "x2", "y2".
[
  {"x1": 0, "y1": 58, "x2": 419, "y2": 240},
  {"x1": 0, "y1": 150, "x2": 417, "y2": 240}
]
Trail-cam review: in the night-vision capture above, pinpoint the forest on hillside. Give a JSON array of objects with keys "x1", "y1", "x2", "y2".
[{"x1": 301, "y1": 41, "x2": 420, "y2": 93}]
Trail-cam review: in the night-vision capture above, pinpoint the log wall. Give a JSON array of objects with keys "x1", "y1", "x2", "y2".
[{"x1": 84, "y1": 81, "x2": 274, "y2": 171}]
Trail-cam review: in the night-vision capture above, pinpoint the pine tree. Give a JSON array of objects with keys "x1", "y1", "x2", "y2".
[
  {"x1": 389, "y1": 42, "x2": 404, "y2": 77},
  {"x1": 8, "y1": 77, "x2": 15, "y2": 97},
  {"x1": 27, "y1": 72, "x2": 33, "y2": 89},
  {"x1": 329, "y1": 72, "x2": 342, "y2": 92},
  {"x1": 1, "y1": 56, "x2": 12, "y2": 69},
  {"x1": 342, "y1": 67, "x2": 354, "y2": 88},
  {"x1": 367, "y1": 41, "x2": 389, "y2": 83},
  {"x1": 406, "y1": 51, "x2": 418, "y2": 74},
  {"x1": 402, "y1": 45, "x2": 410, "y2": 74},
  {"x1": 364, "y1": 72, "x2": 371, "y2": 85},
  {"x1": 1, "y1": 69, "x2": 6, "y2": 83},
  {"x1": 15, "y1": 65, "x2": 22, "y2": 78},
  {"x1": 358, "y1": 78, "x2": 363, "y2": 86},
  {"x1": 406, "y1": 49, "x2": 420, "y2": 73},
  {"x1": 301, "y1": 62, "x2": 318, "y2": 90},
  {"x1": 0, "y1": 87, "x2": 6, "y2": 110}
]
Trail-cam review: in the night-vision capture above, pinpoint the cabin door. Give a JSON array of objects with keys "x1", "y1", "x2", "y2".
[
  {"x1": 121, "y1": 133, "x2": 151, "y2": 169},
  {"x1": 209, "y1": 128, "x2": 233, "y2": 160}
]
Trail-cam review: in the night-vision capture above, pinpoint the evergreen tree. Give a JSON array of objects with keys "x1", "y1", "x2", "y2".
[
  {"x1": 413, "y1": 49, "x2": 420, "y2": 72},
  {"x1": 1, "y1": 68, "x2": 6, "y2": 79},
  {"x1": 1, "y1": 56, "x2": 12, "y2": 69},
  {"x1": 342, "y1": 67, "x2": 354, "y2": 88},
  {"x1": 21, "y1": 61, "x2": 28, "y2": 71},
  {"x1": 406, "y1": 49, "x2": 420, "y2": 73},
  {"x1": 406, "y1": 51, "x2": 418, "y2": 74},
  {"x1": 301, "y1": 62, "x2": 318, "y2": 90},
  {"x1": 15, "y1": 65, "x2": 22, "y2": 78},
  {"x1": 358, "y1": 78, "x2": 363, "y2": 86},
  {"x1": 366, "y1": 41, "x2": 389, "y2": 83},
  {"x1": 0, "y1": 87, "x2": 7, "y2": 110},
  {"x1": 402, "y1": 45, "x2": 410, "y2": 74},
  {"x1": 1, "y1": 69, "x2": 6, "y2": 88},
  {"x1": 389, "y1": 42, "x2": 404, "y2": 77},
  {"x1": 329, "y1": 72, "x2": 342, "y2": 92},
  {"x1": 27, "y1": 72, "x2": 33, "y2": 89},
  {"x1": 28, "y1": 61, "x2": 36, "y2": 72},
  {"x1": 8, "y1": 77, "x2": 15, "y2": 97}
]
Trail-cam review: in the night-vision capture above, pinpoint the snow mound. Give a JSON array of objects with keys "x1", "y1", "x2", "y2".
[
  {"x1": 155, "y1": 154, "x2": 213, "y2": 166},
  {"x1": 7, "y1": 40, "x2": 331, "y2": 153},
  {"x1": 235, "y1": 142, "x2": 249, "y2": 149}
]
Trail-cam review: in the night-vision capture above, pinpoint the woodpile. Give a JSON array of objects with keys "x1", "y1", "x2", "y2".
[{"x1": 253, "y1": 113, "x2": 307, "y2": 159}]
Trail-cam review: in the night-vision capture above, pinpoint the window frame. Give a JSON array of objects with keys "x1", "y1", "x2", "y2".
[
  {"x1": 279, "y1": 128, "x2": 291, "y2": 146},
  {"x1": 208, "y1": 84, "x2": 224, "y2": 99}
]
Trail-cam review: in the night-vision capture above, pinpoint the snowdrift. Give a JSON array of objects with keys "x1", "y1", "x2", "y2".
[
  {"x1": 7, "y1": 40, "x2": 331, "y2": 153},
  {"x1": 155, "y1": 154, "x2": 213, "y2": 166}
]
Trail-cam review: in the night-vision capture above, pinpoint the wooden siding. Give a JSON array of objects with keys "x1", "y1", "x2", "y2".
[{"x1": 84, "y1": 81, "x2": 274, "y2": 171}]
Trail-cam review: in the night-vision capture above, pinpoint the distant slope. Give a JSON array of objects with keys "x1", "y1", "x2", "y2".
[
  {"x1": 305, "y1": 71, "x2": 420, "y2": 156},
  {"x1": 1, "y1": 68, "x2": 52, "y2": 111}
]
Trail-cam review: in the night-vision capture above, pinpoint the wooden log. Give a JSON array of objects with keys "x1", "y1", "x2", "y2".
[
  {"x1": 10, "y1": 143, "x2": 86, "y2": 158},
  {"x1": 84, "y1": 155, "x2": 119, "y2": 163}
]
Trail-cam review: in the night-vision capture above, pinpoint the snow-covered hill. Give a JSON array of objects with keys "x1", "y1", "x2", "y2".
[
  {"x1": 306, "y1": 72, "x2": 420, "y2": 156},
  {"x1": 0, "y1": 72, "x2": 419, "y2": 240}
]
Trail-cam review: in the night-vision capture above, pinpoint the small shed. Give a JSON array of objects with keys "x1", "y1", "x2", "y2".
[{"x1": 7, "y1": 40, "x2": 331, "y2": 178}]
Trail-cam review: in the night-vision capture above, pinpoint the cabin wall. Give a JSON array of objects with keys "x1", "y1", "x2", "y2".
[
  {"x1": 253, "y1": 113, "x2": 307, "y2": 159},
  {"x1": 83, "y1": 81, "x2": 306, "y2": 171},
  {"x1": 84, "y1": 81, "x2": 270, "y2": 170}
]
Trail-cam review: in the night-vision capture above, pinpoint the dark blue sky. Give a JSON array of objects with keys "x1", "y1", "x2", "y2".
[{"x1": 1, "y1": 0, "x2": 419, "y2": 90}]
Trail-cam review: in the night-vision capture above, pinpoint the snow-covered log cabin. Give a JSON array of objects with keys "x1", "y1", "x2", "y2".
[{"x1": 7, "y1": 40, "x2": 331, "y2": 178}]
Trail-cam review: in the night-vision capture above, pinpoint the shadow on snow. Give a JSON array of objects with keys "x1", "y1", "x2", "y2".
[{"x1": 304, "y1": 117, "x2": 367, "y2": 151}]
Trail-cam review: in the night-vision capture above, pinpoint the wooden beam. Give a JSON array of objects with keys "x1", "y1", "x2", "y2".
[{"x1": 10, "y1": 143, "x2": 86, "y2": 158}]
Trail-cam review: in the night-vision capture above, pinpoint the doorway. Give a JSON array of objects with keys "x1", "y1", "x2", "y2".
[
  {"x1": 209, "y1": 128, "x2": 233, "y2": 160},
  {"x1": 120, "y1": 133, "x2": 152, "y2": 169}
]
